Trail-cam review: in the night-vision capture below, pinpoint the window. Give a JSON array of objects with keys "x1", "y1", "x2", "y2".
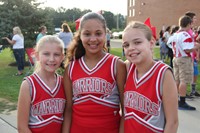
[
  {"x1": 132, "y1": 0, "x2": 135, "y2": 6},
  {"x1": 129, "y1": 9, "x2": 135, "y2": 17},
  {"x1": 129, "y1": 0, "x2": 132, "y2": 6}
]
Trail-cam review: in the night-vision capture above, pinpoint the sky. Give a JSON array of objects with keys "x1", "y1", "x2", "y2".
[{"x1": 38, "y1": 0, "x2": 127, "y2": 15}]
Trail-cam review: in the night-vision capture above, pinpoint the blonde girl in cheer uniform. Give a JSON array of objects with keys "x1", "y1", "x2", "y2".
[
  {"x1": 17, "y1": 35, "x2": 66, "y2": 133},
  {"x1": 122, "y1": 21, "x2": 178, "y2": 133}
]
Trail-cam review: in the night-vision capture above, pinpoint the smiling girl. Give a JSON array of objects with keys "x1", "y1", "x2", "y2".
[
  {"x1": 62, "y1": 12, "x2": 126, "y2": 133},
  {"x1": 122, "y1": 21, "x2": 178, "y2": 133},
  {"x1": 17, "y1": 35, "x2": 66, "y2": 133}
]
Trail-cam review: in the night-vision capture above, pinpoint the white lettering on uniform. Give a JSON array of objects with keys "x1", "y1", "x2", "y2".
[
  {"x1": 73, "y1": 77, "x2": 114, "y2": 96},
  {"x1": 32, "y1": 98, "x2": 66, "y2": 116},
  {"x1": 124, "y1": 91, "x2": 159, "y2": 116}
]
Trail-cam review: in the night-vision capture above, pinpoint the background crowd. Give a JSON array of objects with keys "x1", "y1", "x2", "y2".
[{"x1": 157, "y1": 11, "x2": 200, "y2": 111}]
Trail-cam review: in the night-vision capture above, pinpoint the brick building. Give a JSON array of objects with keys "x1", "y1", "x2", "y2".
[{"x1": 127, "y1": 0, "x2": 200, "y2": 39}]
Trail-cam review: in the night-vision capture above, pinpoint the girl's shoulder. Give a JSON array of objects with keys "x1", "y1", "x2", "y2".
[
  {"x1": 107, "y1": 53, "x2": 120, "y2": 59},
  {"x1": 124, "y1": 60, "x2": 131, "y2": 71}
]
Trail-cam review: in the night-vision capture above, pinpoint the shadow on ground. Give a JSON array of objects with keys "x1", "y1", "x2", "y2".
[
  {"x1": 0, "y1": 98, "x2": 17, "y2": 115},
  {"x1": 8, "y1": 61, "x2": 30, "y2": 67}
]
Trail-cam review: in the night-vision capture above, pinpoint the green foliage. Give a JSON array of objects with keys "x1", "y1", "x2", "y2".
[
  {"x1": 102, "y1": 11, "x2": 115, "y2": 30},
  {"x1": 52, "y1": 7, "x2": 91, "y2": 29},
  {"x1": 68, "y1": 22, "x2": 76, "y2": 33},
  {"x1": 102, "y1": 12, "x2": 126, "y2": 30},
  {"x1": 0, "y1": 0, "x2": 54, "y2": 48},
  {"x1": 0, "y1": 1, "x2": 126, "y2": 49}
]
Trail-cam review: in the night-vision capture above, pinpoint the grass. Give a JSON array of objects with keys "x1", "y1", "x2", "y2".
[
  {"x1": 0, "y1": 47, "x2": 199, "y2": 113},
  {"x1": 110, "y1": 48, "x2": 123, "y2": 58},
  {"x1": 0, "y1": 48, "x2": 27, "y2": 112},
  {"x1": 0, "y1": 49, "x2": 25, "y2": 101}
]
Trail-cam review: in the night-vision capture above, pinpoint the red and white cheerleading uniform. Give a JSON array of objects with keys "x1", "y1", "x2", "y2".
[
  {"x1": 25, "y1": 73, "x2": 66, "y2": 133},
  {"x1": 68, "y1": 53, "x2": 121, "y2": 133},
  {"x1": 124, "y1": 61, "x2": 170, "y2": 133},
  {"x1": 171, "y1": 31, "x2": 194, "y2": 57}
]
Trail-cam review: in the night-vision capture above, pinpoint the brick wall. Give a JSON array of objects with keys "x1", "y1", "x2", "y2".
[{"x1": 127, "y1": 0, "x2": 200, "y2": 39}]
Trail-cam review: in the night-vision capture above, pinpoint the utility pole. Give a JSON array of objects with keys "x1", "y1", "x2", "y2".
[{"x1": 117, "y1": 14, "x2": 119, "y2": 30}]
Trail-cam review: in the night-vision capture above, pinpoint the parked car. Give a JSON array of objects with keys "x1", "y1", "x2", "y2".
[
  {"x1": 112, "y1": 31, "x2": 123, "y2": 39},
  {"x1": 54, "y1": 28, "x2": 61, "y2": 35}
]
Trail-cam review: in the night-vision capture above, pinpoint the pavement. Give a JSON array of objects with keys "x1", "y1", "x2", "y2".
[
  {"x1": 0, "y1": 39, "x2": 200, "y2": 133},
  {"x1": 0, "y1": 110, "x2": 17, "y2": 133},
  {"x1": 0, "y1": 99, "x2": 200, "y2": 133}
]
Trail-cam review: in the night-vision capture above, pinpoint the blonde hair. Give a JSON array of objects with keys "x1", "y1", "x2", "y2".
[
  {"x1": 123, "y1": 21, "x2": 152, "y2": 41},
  {"x1": 123, "y1": 21, "x2": 155, "y2": 55},
  {"x1": 13, "y1": 26, "x2": 23, "y2": 38},
  {"x1": 34, "y1": 35, "x2": 64, "y2": 72}
]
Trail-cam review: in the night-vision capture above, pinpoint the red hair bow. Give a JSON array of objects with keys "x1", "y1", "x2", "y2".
[{"x1": 144, "y1": 18, "x2": 157, "y2": 39}]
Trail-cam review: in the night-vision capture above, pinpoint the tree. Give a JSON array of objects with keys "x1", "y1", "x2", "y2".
[
  {"x1": 0, "y1": 0, "x2": 127, "y2": 49},
  {"x1": 102, "y1": 11, "x2": 116, "y2": 30},
  {"x1": 118, "y1": 13, "x2": 126, "y2": 29},
  {"x1": 0, "y1": 0, "x2": 54, "y2": 48},
  {"x1": 51, "y1": 7, "x2": 91, "y2": 29}
]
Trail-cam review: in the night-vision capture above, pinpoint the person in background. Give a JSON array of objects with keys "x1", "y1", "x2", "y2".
[
  {"x1": 158, "y1": 29, "x2": 164, "y2": 45},
  {"x1": 160, "y1": 36, "x2": 168, "y2": 62},
  {"x1": 196, "y1": 26, "x2": 200, "y2": 42},
  {"x1": 17, "y1": 35, "x2": 66, "y2": 133},
  {"x1": 171, "y1": 15, "x2": 200, "y2": 110},
  {"x1": 36, "y1": 25, "x2": 47, "y2": 44},
  {"x1": 58, "y1": 22, "x2": 73, "y2": 55},
  {"x1": 185, "y1": 11, "x2": 200, "y2": 97},
  {"x1": 163, "y1": 26, "x2": 171, "y2": 61},
  {"x1": 122, "y1": 47, "x2": 125, "y2": 60},
  {"x1": 62, "y1": 12, "x2": 126, "y2": 133},
  {"x1": 106, "y1": 28, "x2": 111, "y2": 53},
  {"x1": 2, "y1": 26, "x2": 25, "y2": 76},
  {"x1": 167, "y1": 26, "x2": 180, "y2": 68},
  {"x1": 0, "y1": 44, "x2": 3, "y2": 53},
  {"x1": 122, "y1": 21, "x2": 178, "y2": 133},
  {"x1": 163, "y1": 26, "x2": 171, "y2": 41}
]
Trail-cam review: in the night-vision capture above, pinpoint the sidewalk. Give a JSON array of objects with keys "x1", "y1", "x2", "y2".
[
  {"x1": 178, "y1": 98, "x2": 200, "y2": 133},
  {"x1": 0, "y1": 99, "x2": 199, "y2": 133},
  {"x1": 0, "y1": 110, "x2": 17, "y2": 133}
]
